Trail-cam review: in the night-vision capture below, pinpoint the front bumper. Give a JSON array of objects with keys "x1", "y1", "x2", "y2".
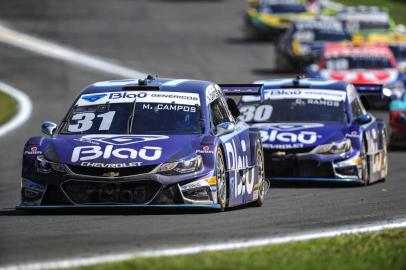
[
  {"x1": 263, "y1": 149, "x2": 364, "y2": 184},
  {"x1": 20, "y1": 166, "x2": 219, "y2": 208}
]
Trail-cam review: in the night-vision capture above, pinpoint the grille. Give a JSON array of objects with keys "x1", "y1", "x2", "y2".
[
  {"x1": 67, "y1": 164, "x2": 157, "y2": 177},
  {"x1": 41, "y1": 185, "x2": 71, "y2": 205},
  {"x1": 265, "y1": 147, "x2": 315, "y2": 155},
  {"x1": 61, "y1": 180, "x2": 162, "y2": 204},
  {"x1": 264, "y1": 152, "x2": 335, "y2": 178}
]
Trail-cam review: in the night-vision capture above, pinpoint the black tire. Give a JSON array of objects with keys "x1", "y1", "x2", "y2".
[
  {"x1": 216, "y1": 148, "x2": 227, "y2": 211},
  {"x1": 252, "y1": 141, "x2": 266, "y2": 207},
  {"x1": 361, "y1": 139, "x2": 370, "y2": 186}
]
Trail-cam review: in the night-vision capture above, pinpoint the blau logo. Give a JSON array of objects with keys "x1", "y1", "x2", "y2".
[{"x1": 81, "y1": 94, "x2": 108, "y2": 102}]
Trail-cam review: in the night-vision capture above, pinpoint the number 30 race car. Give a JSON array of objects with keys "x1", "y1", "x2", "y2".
[
  {"x1": 236, "y1": 78, "x2": 388, "y2": 185},
  {"x1": 19, "y1": 76, "x2": 266, "y2": 211}
]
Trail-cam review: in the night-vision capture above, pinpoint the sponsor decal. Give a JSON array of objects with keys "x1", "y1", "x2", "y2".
[
  {"x1": 81, "y1": 94, "x2": 108, "y2": 102},
  {"x1": 196, "y1": 145, "x2": 214, "y2": 154},
  {"x1": 348, "y1": 131, "x2": 359, "y2": 138},
  {"x1": 24, "y1": 146, "x2": 42, "y2": 155},
  {"x1": 71, "y1": 145, "x2": 162, "y2": 163},
  {"x1": 263, "y1": 89, "x2": 346, "y2": 101},
  {"x1": 224, "y1": 139, "x2": 255, "y2": 197},
  {"x1": 76, "y1": 134, "x2": 168, "y2": 146},
  {"x1": 77, "y1": 91, "x2": 200, "y2": 106},
  {"x1": 80, "y1": 161, "x2": 143, "y2": 168}
]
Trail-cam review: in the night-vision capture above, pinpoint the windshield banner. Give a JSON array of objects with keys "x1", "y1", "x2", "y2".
[
  {"x1": 263, "y1": 89, "x2": 346, "y2": 101},
  {"x1": 77, "y1": 91, "x2": 200, "y2": 106}
]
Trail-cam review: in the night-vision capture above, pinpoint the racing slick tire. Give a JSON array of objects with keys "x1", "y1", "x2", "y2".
[
  {"x1": 216, "y1": 148, "x2": 228, "y2": 211},
  {"x1": 361, "y1": 138, "x2": 370, "y2": 186},
  {"x1": 252, "y1": 141, "x2": 266, "y2": 207}
]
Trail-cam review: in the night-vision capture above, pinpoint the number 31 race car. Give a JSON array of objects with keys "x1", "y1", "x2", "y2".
[
  {"x1": 19, "y1": 76, "x2": 266, "y2": 211},
  {"x1": 236, "y1": 78, "x2": 388, "y2": 185}
]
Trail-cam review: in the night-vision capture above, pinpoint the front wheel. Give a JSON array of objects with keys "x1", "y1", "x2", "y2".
[
  {"x1": 216, "y1": 148, "x2": 227, "y2": 211},
  {"x1": 253, "y1": 142, "x2": 266, "y2": 207}
]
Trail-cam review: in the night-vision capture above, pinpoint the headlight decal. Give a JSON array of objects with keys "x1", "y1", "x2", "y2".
[
  {"x1": 158, "y1": 155, "x2": 203, "y2": 175},
  {"x1": 311, "y1": 139, "x2": 351, "y2": 155}
]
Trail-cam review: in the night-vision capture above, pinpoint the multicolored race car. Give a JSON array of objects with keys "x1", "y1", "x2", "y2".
[
  {"x1": 276, "y1": 17, "x2": 350, "y2": 71},
  {"x1": 389, "y1": 93, "x2": 406, "y2": 148},
  {"x1": 18, "y1": 76, "x2": 266, "y2": 211},
  {"x1": 245, "y1": 0, "x2": 313, "y2": 40},
  {"x1": 236, "y1": 78, "x2": 388, "y2": 185},
  {"x1": 305, "y1": 42, "x2": 402, "y2": 108},
  {"x1": 336, "y1": 6, "x2": 397, "y2": 37}
]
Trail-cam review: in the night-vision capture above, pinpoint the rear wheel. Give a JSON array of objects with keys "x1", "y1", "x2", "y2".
[
  {"x1": 216, "y1": 148, "x2": 227, "y2": 211},
  {"x1": 253, "y1": 141, "x2": 266, "y2": 207},
  {"x1": 361, "y1": 139, "x2": 370, "y2": 186}
]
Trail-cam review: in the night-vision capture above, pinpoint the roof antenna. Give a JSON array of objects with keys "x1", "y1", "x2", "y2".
[{"x1": 293, "y1": 75, "x2": 304, "y2": 86}]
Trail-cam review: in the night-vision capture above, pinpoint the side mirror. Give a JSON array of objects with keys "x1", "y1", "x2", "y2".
[
  {"x1": 216, "y1": 122, "x2": 235, "y2": 137},
  {"x1": 41, "y1": 121, "x2": 57, "y2": 136},
  {"x1": 226, "y1": 98, "x2": 240, "y2": 118},
  {"x1": 353, "y1": 114, "x2": 372, "y2": 125}
]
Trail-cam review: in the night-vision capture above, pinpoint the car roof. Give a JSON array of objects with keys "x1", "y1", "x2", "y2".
[
  {"x1": 80, "y1": 76, "x2": 214, "y2": 95},
  {"x1": 254, "y1": 78, "x2": 348, "y2": 91}
]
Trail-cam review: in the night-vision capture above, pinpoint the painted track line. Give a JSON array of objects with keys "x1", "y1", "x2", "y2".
[
  {"x1": 0, "y1": 23, "x2": 146, "y2": 79},
  {"x1": 2, "y1": 217, "x2": 406, "y2": 270},
  {"x1": 0, "y1": 81, "x2": 32, "y2": 137}
]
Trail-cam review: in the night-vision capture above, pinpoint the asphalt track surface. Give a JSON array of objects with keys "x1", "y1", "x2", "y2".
[{"x1": 0, "y1": 0, "x2": 405, "y2": 266}]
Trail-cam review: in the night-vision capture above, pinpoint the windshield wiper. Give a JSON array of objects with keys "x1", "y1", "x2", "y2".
[{"x1": 127, "y1": 98, "x2": 137, "y2": 134}]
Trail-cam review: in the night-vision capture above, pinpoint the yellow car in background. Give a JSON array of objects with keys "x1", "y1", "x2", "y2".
[{"x1": 245, "y1": 0, "x2": 314, "y2": 41}]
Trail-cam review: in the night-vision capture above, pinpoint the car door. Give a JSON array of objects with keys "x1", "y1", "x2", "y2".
[
  {"x1": 209, "y1": 96, "x2": 245, "y2": 206},
  {"x1": 351, "y1": 95, "x2": 382, "y2": 179}
]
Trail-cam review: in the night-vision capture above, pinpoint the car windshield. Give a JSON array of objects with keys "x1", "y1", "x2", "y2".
[
  {"x1": 294, "y1": 21, "x2": 348, "y2": 42},
  {"x1": 294, "y1": 29, "x2": 347, "y2": 42},
  {"x1": 261, "y1": 4, "x2": 306, "y2": 14},
  {"x1": 60, "y1": 91, "x2": 202, "y2": 135},
  {"x1": 390, "y1": 45, "x2": 406, "y2": 59},
  {"x1": 325, "y1": 56, "x2": 393, "y2": 70},
  {"x1": 238, "y1": 89, "x2": 347, "y2": 123}
]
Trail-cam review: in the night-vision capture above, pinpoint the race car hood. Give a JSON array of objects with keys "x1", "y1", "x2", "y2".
[
  {"x1": 251, "y1": 123, "x2": 349, "y2": 149},
  {"x1": 320, "y1": 68, "x2": 399, "y2": 85},
  {"x1": 43, "y1": 134, "x2": 202, "y2": 167}
]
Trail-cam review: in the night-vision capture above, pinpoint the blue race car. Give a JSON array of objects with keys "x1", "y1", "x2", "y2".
[
  {"x1": 19, "y1": 76, "x2": 266, "y2": 211},
  {"x1": 235, "y1": 77, "x2": 388, "y2": 185}
]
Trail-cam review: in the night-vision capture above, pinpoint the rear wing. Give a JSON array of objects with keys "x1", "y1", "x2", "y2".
[
  {"x1": 219, "y1": 84, "x2": 263, "y2": 96},
  {"x1": 354, "y1": 84, "x2": 391, "y2": 97}
]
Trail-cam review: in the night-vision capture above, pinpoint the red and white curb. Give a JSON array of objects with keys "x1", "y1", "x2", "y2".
[
  {"x1": 0, "y1": 81, "x2": 32, "y2": 137},
  {"x1": 1, "y1": 217, "x2": 406, "y2": 270}
]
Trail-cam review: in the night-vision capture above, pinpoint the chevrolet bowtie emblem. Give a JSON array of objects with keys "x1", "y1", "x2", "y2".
[
  {"x1": 275, "y1": 151, "x2": 286, "y2": 156},
  {"x1": 103, "y1": 171, "x2": 120, "y2": 177}
]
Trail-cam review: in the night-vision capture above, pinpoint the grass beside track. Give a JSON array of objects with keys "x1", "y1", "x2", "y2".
[
  {"x1": 0, "y1": 91, "x2": 17, "y2": 125},
  {"x1": 336, "y1": 0, "x2": 406, "y2": 26},
  {"x1": 72, "y1": 228, "x2": 406, "y2": 270}
]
